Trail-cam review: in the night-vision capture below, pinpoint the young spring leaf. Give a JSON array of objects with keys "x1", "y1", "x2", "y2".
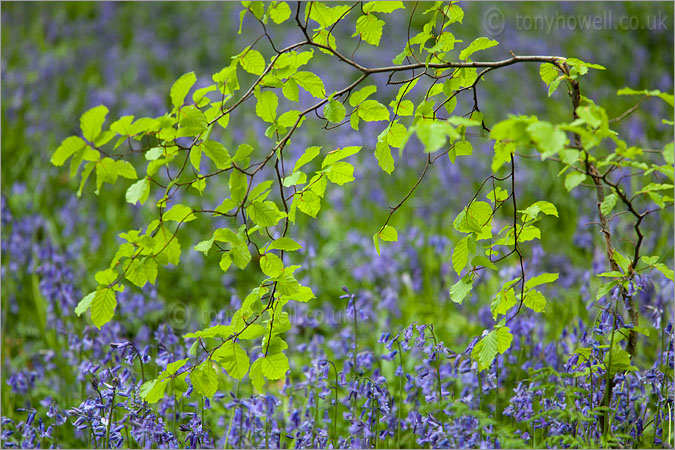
[
  {"x1": 80, "y1": 105, "x2": 109, "y2": 142},
  {"x1": 192, "y1": 361, "x2": 219, "y2": 398},
  {"x1": 91, "y1": 287, "x2": 117, "y2": 329},
  {"x1": 452, "y1": 236, "x2": 470, "y2": 276},
  {"x1": 260, "y1": 253, "x2": 284, "y2": 278},
  {"x1": 459, "y1": 37, "x2": 498, "y2": 61},
  {"x1": 472, "y1": 326, "x2": 513, "y2": 371},
  {"x1": 170, "y1": 72, "x2": 197, "y2": 109},
  {"x1": 213, "y1": 342, "x2": 250, "y2": 380},
  {"x1": 260, "y1": 352, "x2": 290, "y2": 380},
  {"x1": 449, "y1": 274, "x2": 473, "y2": 304},
  {"x1": 524, "y1": 272, "x2": 559, "y2": 290}
]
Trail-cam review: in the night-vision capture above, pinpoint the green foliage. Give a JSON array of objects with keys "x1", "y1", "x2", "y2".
[
  {"x1": 472, "y1": 324, "x2": 513, "y2": 371},
  {"x1": 373, "y1": 225, "x2": 398, "y2": 255},
  {"x1": 170, "y1": 72, "x2": 197, "y2": 110},
  {"x1": 48, "y1": 0, "x2": 674, "y2": 406}
]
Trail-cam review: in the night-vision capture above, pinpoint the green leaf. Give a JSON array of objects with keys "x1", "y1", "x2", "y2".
[
  {"x1": 490, "y1": 288, "x2": 516, "y2": 319},
  {"x1": 219, "y1": 254, "x2": 233, "y2": 272},
  {"x1": 268, "y1": 237, "x2": 302, "y2": 251},
  {"x1": 415, "y1": 121, "x2": 458, "y2": 153},
  {"x1": 492, "y1": 141, "x2": 515, "y2": 172},
  {"x1": 516, "y1": 225, "x2": 541, "y2": 242},
  {"x1": 285, "y1": 285, "x2": 315, "y2": 303},
  {"x1": 373, "y1": 225, "x2": 397, "y2": 255},
  {"x1": 363, "y1": 1, "x2": 404, "y2": 13},
  {"x1": 539, "y1": 63, "x2": 559, "y2": 86},
  {"x1": 140, "y1": 379, "x2": 168, "y2": 403},
  {"x1": 445, "y1": 3, "x2": 464, "y2": 23},
  {"x1": 158, "y1": 358, "x2": 188, "y2": 381},
  {"x1": 201, "y1": 140, "x2": 232, "y2": 169},
  {"x1": 95, "y1": 268, "x2": 117, "y2": 285},
  {"x1": 192, "y1": 362, "x2": 219, "y2": 398},
  {"x1": 184, "y1": 324, "x2": 233, "y2": 339},
  {"x1": 487, "y1": 187, "x2": 509, "y2": 203},
  {"x1": 604, "y1": 345, "x2": 637, "y2": 377},
  {"x1": 123, "y1": 258, "x2": 158, "y2": 288},
  {"x1": 614, "y1": 251, "x2": 631, "y2": 273},
  {"x1": 80, "y1": 105, "x2": 109, "y2": 142},
  {"x1": 248, "y1": 181, "x2": 273, "y2": 202},
  {"x1": 449, "y1": 275, "x2": 473, "y2": 304},
  {"x1": 249, "y1": 359, "x2": 265, "y2": 392},
  {"x1": 375, "y1": 141, "x2": 395, "y2": 174},
  {"x1": 524, "y1": 289, "x2": 546, "y2": 312},
  {"x1": 325, "y1": 161, "x2": 355, "y2": 185},
  {"x1": 547, "y1": 76, "x2": 563, "y2": 97},
  {"x1": 282, "y1": 79, "x2": 299, "y2": 101},
  {"x1": 260, "y1": 353, "x2": 289, "y2": 380},
  {"x1": 194, "y1": 236, "x2": 215, "y2": 255},
  {"x1": 448, "y1": 140, "x2": 473, "y2": 163},
  {"x1": 193, "y1": 85, "x2": 216, "y2": 106},
  {"x1": 213, "y1": 228, "x2": 251, "y2": 269},
  {"x1": 358, "y1": 99, "x2": 389, "y2": 122},
  {"x1": 564, "y1": 172, "x2": 586, "y2": 192},
  {"x1": 213, "y1": 342, "x2": 250, "y2": 380},
  {"x1": 233, "y1": 143, "x2": 254, "y2": 163},
  {"x1": 600, "y1": 193, "x2": 618, "y2": 216},
  {"x1": 617, "y1": 87, "x2": 674, "y2": 107},
  {"x1": 278, "y1": 110, "x2": 302, "y2": 128},
  {"x1": 153, "y1": 225, "x2": 182, "y2": 266},
  {"x1": 75, "y1": 291, "x2": 95, "y2": 317},
  {"x1": 247, "y1": 201, "x2": 284, "y2": 227},
  {"x1": 282, "y1": 171, "x2": 307, "y2": 187},
  {"x1": 653, "y1": 263, "x2": 674, "y2": 281},
  {"x1": 349, "y1": 85, "x2": 377, "y2": 107},
  {"x1": 596, "y1": 281, "x2": 617, "y2": 301},
  {"x1": 260, "y1": 253, "x2": 284, "y2": 278},
  {"x1": 472, "y1": 326, "x2": 513, "y2": 371},
  {"x1": 664, "y1": 143, "x2": 674, "y2": 166},
  {"x1": 296, "y1": 190, "x2": 321, "y2": 217},
  {"x1": 322, "y1": 146, "x2": 361, "y2": 167},
  {"x1": 380, "y1": 122, "x2": 408, "y2": 148},
  {"x1": 294, "y1": 146, "x2": 321, "y2": 171},
  {"x1": 163, "y1": 204, "x2": 196, "y2": 222},
  {"x1": 269, "y1": 1, "x2": 292, "y2": 24},
  {"x1": 324, "y1": 98, "x2": 346, "y2": 123},
  {"x1": 255, "y1": 89, "x2": 278, "y2": 123},
  {"x1": 171, "y1": 72, "x2": 197, "y2": 109},
  {"x1": 229, "y1": 170, "x2": 248, "y2": 204},
  {"x1": 306, "y1": 2, "x2": 351, "y2": 28},
  {"x1": 126, "y1": 178, "x2": 150, "y2": 205},
  {"x1": 471, "y1": 255, "x2": 497, "y2": 270},
  {"x1": 598, "y1": 271, "x2": 625, "y2": 278},
  {"x1": 293, "y1": 71, "x2": 325, "y2": 98},
  {"x1": 525, "y1": 272, "x2": 559, "y2": 290},
  {"x1": 116, "y1": 160, "x2": 137, "y2": 179},
  {"x1": 521, "y1": 200, "x2": 558, "y2": 221},
  {"x1": 379, "y1": 225, "x2": 398, "y2": 242},
  {"x1": 452, "y1": 236, "x2": 469, "y2": 275},
  {"x1": 239, "y1": 49, "x2": 265, "y2": 75},
  {"x1": 453, "y1": 201, "x2": 493, "y2": 236},
  {"x1": 354, "y1": 14, "x2": 385, "y2": 46},
  {"x1": 459, "y1": 37, "x2": 498, "y2": 61},
  {"x1": 52, "y1": 136, "x2": 87, "y2": 167},
  {"x1": 91, "y1": 287, "x2": 117, "y2": 329},
  {"x1": 177, "y1": 105, "x2": 208, "y2": 137},
  {"x1": 527, "y1": 121, "x2": 567, "y2": 158}
]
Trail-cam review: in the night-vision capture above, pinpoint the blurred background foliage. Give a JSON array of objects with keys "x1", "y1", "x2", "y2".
[{"x1": 1, "y1": 0, "x2": 673, "y2": 433}]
